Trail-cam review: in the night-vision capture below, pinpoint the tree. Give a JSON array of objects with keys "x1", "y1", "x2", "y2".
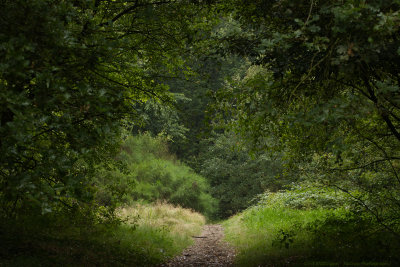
[
  {"x1": 0, "y1": 0, "x2": 205, "y2": 217},
  {"x1": 215, "y1": 0, "x2": 400, "y2": 236},
  {"x1": 200, "y1": 131, "x2": 285, "y2": 218}
]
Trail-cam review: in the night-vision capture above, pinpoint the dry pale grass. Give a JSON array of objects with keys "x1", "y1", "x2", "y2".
[{"x1": 119, "y1": 201, "x2": 205, "y2": 238}]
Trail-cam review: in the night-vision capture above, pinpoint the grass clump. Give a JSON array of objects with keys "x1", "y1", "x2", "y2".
[
  {"x1": 223, "y1": 185, "x2": 399, "y2": 266},
  {"x1": 118, "y1": 201, "x2": 206, "y2": 259}
]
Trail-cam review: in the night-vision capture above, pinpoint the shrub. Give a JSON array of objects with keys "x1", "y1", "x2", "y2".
[
  {"x1": 95, "y1": 134, "x2": 218, "y2": 218},
  {"x1": 256, "y1": 184, "x2": 348, "y2": 210}
]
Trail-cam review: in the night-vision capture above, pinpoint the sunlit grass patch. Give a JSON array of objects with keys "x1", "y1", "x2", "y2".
[
  {"x1": 223, "y1": 187, "x2": 399, "y2": 266},
  {"x1": 223, "y1": 206, "x2": 326, "y2": 266},
  {"x1": 118, "y1": 201, "x2": 206, "y2": 260}
]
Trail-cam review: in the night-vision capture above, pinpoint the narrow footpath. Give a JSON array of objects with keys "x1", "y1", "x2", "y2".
[{"x1": 161, "y1": 224, "x2": 236, "y2": 267}]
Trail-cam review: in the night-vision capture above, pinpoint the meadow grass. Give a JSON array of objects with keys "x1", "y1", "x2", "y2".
[
  {"x1": 223, "y1": 206, "x2": 328, "y2": 266},
  {"x1": 118, "y1": 201, "x2": 205, "y2": 260},
  {"x1": 1, "y1": 202, "x2": 205, "y2": 266},
  {"x1": 223, "y1": 187, "x2": 399, "y2": 266}
]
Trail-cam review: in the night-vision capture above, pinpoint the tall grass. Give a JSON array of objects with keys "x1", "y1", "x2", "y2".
[
  {"x1": 223, "y1": 187, "x2": 398, "y2": 266},
  {"x1": 1, "y1": 202, "x2": 205, "y2": 266},
  {"x1": 119, "y1": 201, "x2": 205, "y2": 259},
  {"x1": 224, "y1": 206, "x2": 327, "y2": 266}
]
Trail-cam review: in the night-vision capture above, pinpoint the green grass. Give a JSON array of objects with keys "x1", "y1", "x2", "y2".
[
  {"x1": 223, "y1": 206, "x2": 328, "y2": 266},
  {"x1": 223, "y1": 201, "x2": 398, "y2": 266},
  {"x1": 1, "y1": 202, "x2": 205, "y2": 266},
  {"x1": 118, "y1": 201, "x2": 206, "y2": 260}
]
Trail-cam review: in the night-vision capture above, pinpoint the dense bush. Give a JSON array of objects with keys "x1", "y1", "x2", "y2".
[
  {"x1": 256, "y1": 184, "x2": 348, "y2": 210},
  {"x1": 95, "y1": 134, "x2": 218, "y2": 217}
]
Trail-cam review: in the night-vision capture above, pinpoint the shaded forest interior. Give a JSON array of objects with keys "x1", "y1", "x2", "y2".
[{"x1": 1, "y1": 0, "x2": 400, "y2": 266}]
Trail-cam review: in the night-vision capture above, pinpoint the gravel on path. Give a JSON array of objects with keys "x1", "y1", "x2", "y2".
[{"x1": 160, "y1": 224, "x2": 236, "y2": 267}]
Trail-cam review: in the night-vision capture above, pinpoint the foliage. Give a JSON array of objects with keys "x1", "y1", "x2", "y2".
[
  {"x1": 95, "y1": 134, "x2": 218, "y2": 217},
  {"x1": 3, "y1": 0, "x2": 400, "y2": 264},
  {"x1": 224, "y1": 186, "x2": 400, "y2": 266},
  {"x1": 199, "y1": 131, "x2": 285, "y2": 218},
  {"x1": 223, "y1": 203, "x2": 324, "y2": 266},
  {"x1": 166, "y1": 53, "x2": 248, "y2": 164},
  {"x1": 0, "y1": 0, "x2": 214, "y2": 264},
  {"x1": 257, "y1": 184, "x2": 348, "y2": 210},
  {"x1": 150, "y1": 15, "x2": 248, "y2": 165},
  {"x1": 214, "y1": 0, "x2": 400, "y2": 244},
  {"x1": 131, "y1": 97, "x2": 189, "y2": 143},
  {"x1": 0, "y1": 0, "x2": 206, "y2": 218}
]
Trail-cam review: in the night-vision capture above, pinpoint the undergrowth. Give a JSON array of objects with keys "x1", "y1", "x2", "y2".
[
  {"x1": 223, "y1": 185, "x2": 400, "y2": 266},
  {"x1": 119, "y1": 201, "x2": 205, "y2": 259},
  {"x1": 95, "y1": 134, "x2": 218, "y2": 218},
  {"x1": 1, "y1": 202, "x2": 205, "y2": 266}
]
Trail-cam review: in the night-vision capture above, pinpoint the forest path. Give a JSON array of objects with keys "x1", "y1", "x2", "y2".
[{"x1": 160, "y1": 224, "x2": 236, "y2": 267}]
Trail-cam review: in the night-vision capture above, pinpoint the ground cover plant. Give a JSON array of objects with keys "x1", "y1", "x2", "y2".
[
  {"x1": 119, "y1": 201, "x2": 206, "y2": 258},
  {"x1": 1, "y1": 202, "x2": 205, "y2": 266},
  {"x1": 224, "y1": 185, "x2": 400, "y2": 266}
]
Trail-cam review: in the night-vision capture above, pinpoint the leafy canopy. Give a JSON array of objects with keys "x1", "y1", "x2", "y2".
[{"x1": 0, "y1": 0, "x2": 208, "y2": 217}]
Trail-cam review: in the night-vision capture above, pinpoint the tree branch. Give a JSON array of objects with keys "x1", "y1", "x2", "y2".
[
  {"x1": 97, "y1": 0, "x2": 173, "y2": 27},
  {"x1": 362, "y1": 77, "x2": 400, "y2": 143}
]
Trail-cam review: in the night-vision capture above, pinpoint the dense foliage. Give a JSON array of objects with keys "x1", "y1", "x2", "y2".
[
  {"x1": 215, "y1": 0, "x2": 400, "y2": 242},
  {"x1": 0, "y1": 1, "x2": 214, "y2": 265},
  {"x1": 2, "y1": 0, "x2": 400, "y2": 265},
  {"x1": 199, "y1": 132, "x2": 285, "y2": 218},
  {"x1": 96, "y1": 134, "x2": 217, "y2": 217},
  {"x1": 0, "y1": 0, "x2": 204, "y2": 217}
]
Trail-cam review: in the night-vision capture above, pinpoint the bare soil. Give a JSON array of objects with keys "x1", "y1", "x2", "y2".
[{"x1": 160, "y1": 224, "x2": 236, "y2": 267}]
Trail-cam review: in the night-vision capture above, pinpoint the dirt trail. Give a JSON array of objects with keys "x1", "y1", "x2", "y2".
[{"x1": 160, "y1": 224, "x2": 236, "y2": 267}]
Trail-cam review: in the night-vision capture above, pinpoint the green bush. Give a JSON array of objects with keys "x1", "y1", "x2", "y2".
[
  {"x1": 95, "y1": 134, "x2": 218, "y2": 218},
  {"x1": 304, "y1": 208, "x2": 400, "y2": 264},
  {"x1": 256, "y1": 184, "x2": 348, "y2": 210}
]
